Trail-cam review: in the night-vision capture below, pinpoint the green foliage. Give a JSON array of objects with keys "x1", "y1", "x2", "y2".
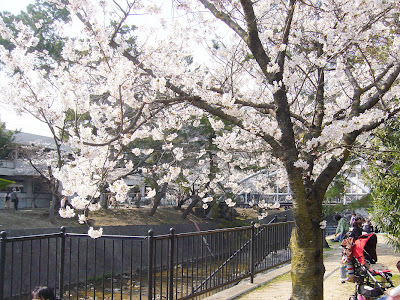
[
  {"x1": 0, "y1": 122, "x2": 15, "y2": 159},
  {"x1": 217, "y1": 218, "x2": 250, "y2": 228},
  {"x1": 324, "y1": 178, "x2": 345, "y2": 204},
  {"x1": 110, "y1": 21, "x2": 137, "y2": 54},
  {"x1": 209, "y1": 201, "x2": 221, "y2": 219},
  {"x1": 323, "y1": 203, "x2": 346, "y2": 216},
  {"x1": 0, "y1": 178, "x2": 15, "y2": 189},
  {"x1": 0, "y1": 0, "x2": 71, "y2": 64},
  {"x1": 211, "y1": 39, "x2": 220, "y2": 50},
  {"x1": 62, "y1": 108, "x2": 94, "y2": 140},
  {"x1": 348, "y1": 195, "x2": 373, "y2": 210},
  {"x1": 363, "y1": 119, "x2": 400, "y2": 251},
  {"x1": 323, "y1": 195, "x2": 373, "y2": 216}
]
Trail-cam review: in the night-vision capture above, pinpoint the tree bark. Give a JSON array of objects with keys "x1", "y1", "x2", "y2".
[
  {"x1": 285, "y1": 160, "x2": 325, "y2": 299},
  {"x1": 290, "y1": 223, "x2": 324, "y2": 300},
  {"x1": 176, "y1": 195, "x2": 190, "y2": 210},
  {"x1": 49, "y1": 198, "x2": 55, "y2": 223},
  {"x1": 181, "y1": 194, "x2": 201, "y2": 219},
  {"x1": 48, "y1": 165, "x2": 59, "y2": 223},
  {"x1": 148, "y1": 182, "x2": 168, "y2": 216}
]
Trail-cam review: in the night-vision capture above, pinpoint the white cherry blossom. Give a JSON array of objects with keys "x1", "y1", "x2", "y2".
[
  {"x1": 88, "y1": 227, "x2": 103, "y2": 239},
  {"x1": 59, "y1": 206, "x2": 76, "y2": 218}
]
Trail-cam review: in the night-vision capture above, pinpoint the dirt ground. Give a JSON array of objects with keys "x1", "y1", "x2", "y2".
[
  {"x1": 0, "y1": 206, "x2": 261, "y2": 231},
  {"x1": 236, "y1": 234, "x2": 400, "y2": 300}
]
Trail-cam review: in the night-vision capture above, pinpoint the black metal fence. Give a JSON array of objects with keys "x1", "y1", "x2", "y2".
[{"x1": 0, "y1": 221, "x2": 293, "y2": 299}]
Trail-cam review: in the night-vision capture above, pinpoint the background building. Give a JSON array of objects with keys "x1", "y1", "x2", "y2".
[{"x1": 0, "y1": 132, "x2": 53, "y2": 209}]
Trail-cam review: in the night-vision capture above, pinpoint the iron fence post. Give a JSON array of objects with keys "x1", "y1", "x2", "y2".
[
  {"x1": 148, "y1": 229, "x2": 154, "y2": 300},
  {"x1": 250, "y1": 222, "x2": 255, "y2": 283},
  {"x1": 168, "y1": 228, "x2": 175, "y2": 300},
  {"x1": 0, "y1": 231, "x2": 7, "y2": 300},
  {"x1": 59, "y1": 227, "x2": 66, "y2": 299}
]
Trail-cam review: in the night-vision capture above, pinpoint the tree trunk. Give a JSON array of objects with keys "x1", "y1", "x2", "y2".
[
  {"x1": 148, "y1": 182, "x2": 168, "y2": 216},
  {"x1": 49, "y1": 185, "x2": 56, "y2": 223},
  {"x1": 176, "y1": 195, "x2": 190, "y2": 210},
  {"x1": 100, "y1": 193, "x2": 108, "y2": 209},
  {"x1": 181, "y1": 194, "x2": 201, "y2": 219},
  {"x1": 47, "y1": 165, "x2": 61, "y2": 223},
  {"x1": 49, "y1": 198, "x2": 55, "y2": 223},
  {"x1": 290, "y1": 224, "x2": 324, "y2": 299},
  {"x1": 289, "y1": 183, "x2": 325, "y2": 300},
  {"x1": 49, "y1": 187, "x2": 62, "y2": 224}
]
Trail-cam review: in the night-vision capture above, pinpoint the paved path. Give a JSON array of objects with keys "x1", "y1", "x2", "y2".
[{"x1": 205, "y1": 234, "x2": 398, "y2": 300}]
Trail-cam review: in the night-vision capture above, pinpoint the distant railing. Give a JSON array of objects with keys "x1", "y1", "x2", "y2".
[
  {"x1": 0, "y1": 221, "x2": 293, "y2": 299},
  {"x1": 0, "y1": 160, "x2": 15, "y2": 169}
]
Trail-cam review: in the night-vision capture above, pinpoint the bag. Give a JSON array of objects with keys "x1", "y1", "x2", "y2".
[{"x1": 11, "y1": 192, "x2": 18, "y2": 202}]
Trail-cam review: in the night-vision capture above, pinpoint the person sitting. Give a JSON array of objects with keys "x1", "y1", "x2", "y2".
[
  {"x1": 31, "y1": 286, "x2": 56, "y2": 300},
  {"x1": 333, "y1": 214, "x2": 349, "y2": 242}
]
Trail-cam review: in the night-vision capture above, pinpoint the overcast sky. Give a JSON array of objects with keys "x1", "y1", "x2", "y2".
[
  {"x1": 1, "y1": 0, "x2": 34, "y2": 14},
  {"x1": 0, "y1": 0, "x2": 52, "y2": 136}
]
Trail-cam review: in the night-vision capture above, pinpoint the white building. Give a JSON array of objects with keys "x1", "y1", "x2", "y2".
[{"x1": 0, "y1": 132, "x2": 55, "y2": 209}]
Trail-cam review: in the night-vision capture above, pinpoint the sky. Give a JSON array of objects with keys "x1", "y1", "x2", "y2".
[
  {"x1": 0, "y1": 0, "x2": 52, "y2": 136},
  {"x1": 1, "y1": 0, "x2": 34, "y2": 14}
]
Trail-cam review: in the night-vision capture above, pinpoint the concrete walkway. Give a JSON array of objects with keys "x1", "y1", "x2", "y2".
[{"x1": 204, "y1": 234, "x2": 398, "y2": 300}]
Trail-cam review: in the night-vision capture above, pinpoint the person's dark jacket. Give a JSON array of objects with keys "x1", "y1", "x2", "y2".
[{"x1": 350, "y1": 225, "x2": 363, "y2": 240}]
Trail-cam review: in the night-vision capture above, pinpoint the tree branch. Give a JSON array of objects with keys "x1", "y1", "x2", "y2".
[
  {"x1": 359, "y1": 63, "x2": 400, "y2": 113},
  {"x1": 82, "y1": 104, "x2": 161, "y2": 147},
  {"x1": 239, "y1": 0, "x2": 271, "y2": 78},
  {"x1": 276, "y1": 0, "x2": 297, "y2": 73},
  {"x1": 109, "y1": 0, "x2": 134, "y2": 42},
  {"x1": 312, "y1": 43, "x2": 325, "y2": 131},
  {"x1": 360, "y1": 63, "x2": 395, "y2": 93},
  {"x1": 314, "y1": 105, "x2": 400, "y2": 201},
  {"x1": 158, "y1": 96, "x2": 283, "y2": 156},
  {"x1": 198, "y1": 0, "x2": 248, "y2": 41}
]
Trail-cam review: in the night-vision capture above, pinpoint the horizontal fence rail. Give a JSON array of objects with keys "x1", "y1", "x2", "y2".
[{"x1": 0, "y1": 221, "x2": 294, "y2": 299}]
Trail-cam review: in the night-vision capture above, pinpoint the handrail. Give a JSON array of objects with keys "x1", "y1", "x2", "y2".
[
  {"x1": 153, "y1": 225, "x2": 253, "y2": 240},
  {"x1": 0, "y1": 220, "x2": 293, "y2": 300},
  {"x1": 190, "y1": 215, "x2": 281, "y2": 295},
  {"x1": 1, "y1": 231, "x2": 63, "y2": 242},
  {"x1": 66, "y1": 232, "x2": 147, "y2": 240}
]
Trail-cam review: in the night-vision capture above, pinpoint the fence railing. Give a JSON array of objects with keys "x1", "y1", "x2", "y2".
[{"x1": 0, "y1": 221, "x2": 293, "y2": 299}]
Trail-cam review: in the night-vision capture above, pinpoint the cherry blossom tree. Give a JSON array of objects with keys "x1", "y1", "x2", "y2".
[
  {"x1": 0, "y1": 1, "x2": 72, "y2": 221},
  {"x1": 1, "y1": 0, "x2": 400, "y2": 298}
]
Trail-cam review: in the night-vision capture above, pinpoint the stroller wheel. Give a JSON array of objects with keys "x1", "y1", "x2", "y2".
[
  {"x1": 348, "y1": 295, "x2": 357, "y2": 300},
  {"x1": 358, "y1": 284, "x2": 384, "y2": 298}
]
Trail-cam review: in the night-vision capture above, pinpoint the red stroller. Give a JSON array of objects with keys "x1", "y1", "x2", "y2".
[{"x1": 349, "y1": 233, "x2": 394, "y2": 300}]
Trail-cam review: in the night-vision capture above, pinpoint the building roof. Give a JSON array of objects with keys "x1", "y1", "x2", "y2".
[
  {"x1": 0, "y1": 132, "x2": 67, "y2": 177},
  {"x1": 13, "y1": 132, "x2": 57, "y2": 149}
]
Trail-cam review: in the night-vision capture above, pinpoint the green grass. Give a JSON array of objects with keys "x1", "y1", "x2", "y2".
[
  {"x1": 325, "y1": 235, "x2": 341, "y2": 253},
  {"x1": 391, "y1": 274, "x2": 400, "y2": 285}
]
